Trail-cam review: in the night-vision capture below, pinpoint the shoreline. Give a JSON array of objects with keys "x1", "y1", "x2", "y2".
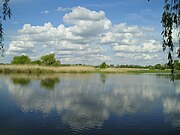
[{"x1": 0, "y1": 65, "x2": 178, "y2": 74}]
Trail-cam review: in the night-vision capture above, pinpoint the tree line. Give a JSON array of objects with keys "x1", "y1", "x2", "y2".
[
  {"x1": 99, "y1": 61, "x2": 180, "y2": 70},
  {"x1": 9, "y1": 54, "x2": 180, "y2": 70}
]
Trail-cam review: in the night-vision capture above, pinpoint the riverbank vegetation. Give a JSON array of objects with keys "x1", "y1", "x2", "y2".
[
  {"x1": 0, "y1": 64, "x2": 175, "y2": 74},
  {"x1": 0, "y1": 54, "x2": 180, "y2": 74}
]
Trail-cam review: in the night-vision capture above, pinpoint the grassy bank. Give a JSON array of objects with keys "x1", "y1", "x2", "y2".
[{"x1": 0, "y1": 65, "x2": 178, "y2": 74}]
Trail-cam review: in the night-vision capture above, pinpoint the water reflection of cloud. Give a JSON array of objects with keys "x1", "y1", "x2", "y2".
[
  {"x1": 175, "y1": 82, "x2": 180, "y2": 95},
  {"x1": 2, "y1": 74, "x2": 180, "y2": 130},
  {"x1": 163, "y1": 98, "x2": 180, "y2": 127},
  {"x1": 61, "y1": 103, "x2": 109, "y2": 129},
  {"x1": 162, "y1": 81, "x2": 180, "y2": 127}
]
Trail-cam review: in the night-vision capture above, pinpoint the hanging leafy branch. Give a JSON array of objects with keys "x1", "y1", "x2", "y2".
[
  {"x1": 0, "y1": 0, "x2": 11, "y2": 56},
  {"x1": 161, "y1": 0, "x2": 180, "y2": 77}
]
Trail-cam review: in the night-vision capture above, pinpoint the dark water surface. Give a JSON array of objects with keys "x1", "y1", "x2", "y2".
[{"x1": 0, "y1": 73, "x2": 180, "y2": 135}]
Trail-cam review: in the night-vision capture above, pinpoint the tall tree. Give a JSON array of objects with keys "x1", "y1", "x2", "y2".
[
  {"x1": 11, "y1": 55, "x2": 31, "y2": 64},
  {"x1": 40, "y1": 54, "x2": 60, "y2": 66},
  {"x1": 0, "y1": 0, "x2": 11, "y2": 56}
]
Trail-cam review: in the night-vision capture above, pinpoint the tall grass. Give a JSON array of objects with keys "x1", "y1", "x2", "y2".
[{"x1": 0, "y1": 65, "x2": 96, "y2": 74}]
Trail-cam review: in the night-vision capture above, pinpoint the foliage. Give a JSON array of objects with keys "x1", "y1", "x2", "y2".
[
  {"x1": 52, "y1": 60, "x2": 61, "y2": 66},
  {"x1": 154, "y1": 64, "x2": 165, "y2": 70},
  {"x1": 161, "y1": 0, "x2": 180, "y2": 74},
  {"x1": 174, "y1": 60, "x2": 180, "y2": 70},
  {"x1": 115, "y1": 64, "x2": 146, "y2": 68},
  {"x1": 31, "y1": 60, "x2": 42, "y2": 65},
  {"x1": 10, "y1": 54, "x2": 60, "y2": 66},
  {"x1": 11, "y1": 55, "x2": 31, "y2": 64},
  {"x1": 0, "y1": 0, "x2": 11, "y2": 56},
  {"x1": 40, "y1": 53, "x2": 60, "y2": 66},
  {"x1": 99, "y1": 62, "x2": 108, "y2": 69}
]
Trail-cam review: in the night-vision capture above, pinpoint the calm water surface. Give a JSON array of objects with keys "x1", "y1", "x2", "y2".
[{"x1": 0, "y1": 73, "x2": 180, "y2": 135}]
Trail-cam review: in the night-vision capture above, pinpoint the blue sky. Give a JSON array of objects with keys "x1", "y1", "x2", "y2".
[
  {"x1": 7, "y1": 0, "x2": 163, "y2": 32},
  {"x1": 2, "y1": 0, "x2": 169, "y2": 65}
]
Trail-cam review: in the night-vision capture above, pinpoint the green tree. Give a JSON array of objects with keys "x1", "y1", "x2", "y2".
[
  {"x1": 11, "y1": 55, "x2": 31, "y2": 64},
  {"x1": 99, "y1": 62, "x2": 108, "y2": 69},
  {"x1": 40, "y1": 53, "x2": 60, "y2": 66}
]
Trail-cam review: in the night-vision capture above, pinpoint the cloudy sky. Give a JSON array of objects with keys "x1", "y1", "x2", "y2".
[{"x1": 1, "y1": 0, "x2": 170, "y2": 65}]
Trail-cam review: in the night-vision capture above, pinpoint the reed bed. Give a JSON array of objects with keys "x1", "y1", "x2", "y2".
[
  {"x1": 54, "y1": 65, "x2": 96, "y2": 73},
  {"x1": 0, "y1": 65, "x2": 96, "y2": 74}
]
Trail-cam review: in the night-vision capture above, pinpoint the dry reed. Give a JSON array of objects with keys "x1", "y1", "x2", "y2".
[{"x1": 0, "y1": 65, "x2": 96, "y2": 74}]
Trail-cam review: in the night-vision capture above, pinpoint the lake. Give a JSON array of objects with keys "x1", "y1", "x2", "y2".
[{"x1": 0, "y1": 73, "x2": 180, "y2": 135}]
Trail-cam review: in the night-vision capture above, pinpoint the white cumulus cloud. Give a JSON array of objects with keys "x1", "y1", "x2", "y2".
[{"x1": 6, "y1": 6, "x2": 165, "y2": 65}]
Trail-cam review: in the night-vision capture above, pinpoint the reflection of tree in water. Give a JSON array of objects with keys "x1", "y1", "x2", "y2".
[
  {"x1": 156, "y1": 74, "x2": 180, "y2": 80},
  {"x1": 11, "y1": 77, "x2": 31, "y2": 86},
  {"x1": 10, "y1": 74, "x2": 60, "y2": 89},
  {"x1": 40, "y1": 77, "x2": 60, "y2": 90},
  {"x1": 100, "y1": 73, "x2": 106, "y2": 84},
  {"x1": 175, "y1": 74, "x2": 180, "y2": 80}
]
